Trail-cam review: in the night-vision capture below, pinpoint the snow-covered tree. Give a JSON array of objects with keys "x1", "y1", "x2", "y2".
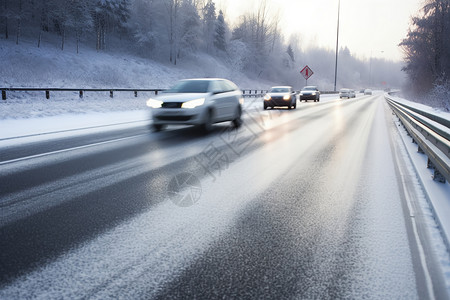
[
  {"x1": 214, "y1": 9, "x2": 226, "y2": 52},
  {"x1": 401, "y1": 0, "x2": 450, "y2": 93},
  {"x1": 68, "y1": 0, "x2": 93, "y2": 53},
  {"x1": 178, "y1": 0, "x2": 201, "y2": 57},
  {"x1": 202, "y1": 0, "x2": 216, "y2": 53},
  {"x1": 231, "y1": 0, "x2": 281, "y2": 73},
  {"x1": 165, "y1": 0, "x2": 181, "y2": 64},
  {"x1": 92, "y1": 0, "x2": 130, "y2": 51},
  {"x1": 0, "y1": 0, "x2": 11, "y2": 39}
]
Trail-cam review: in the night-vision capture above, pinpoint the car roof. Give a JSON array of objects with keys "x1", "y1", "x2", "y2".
[
  {"x1": 271, "y1": 86, "x2": 292, "y2": 88},
  {"x1": 181, "y1": 78, "x2": 227, "y2": 81}
]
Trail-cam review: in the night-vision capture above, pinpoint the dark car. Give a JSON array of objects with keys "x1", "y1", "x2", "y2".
[
  {"x1": 300, "y1": 86, "x2": 320, "y2": 102},
  {"x1": 263, "y1": 86, "x2": 297, "y2": 110}
]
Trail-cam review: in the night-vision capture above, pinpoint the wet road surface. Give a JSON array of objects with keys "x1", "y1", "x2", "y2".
[{"x1": 0, "y1": 95, "x2": 445, "y2": 298}]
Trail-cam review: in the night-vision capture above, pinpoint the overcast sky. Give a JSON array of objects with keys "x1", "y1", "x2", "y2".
[{"x1": 217, "y1": 0, "x2": 424, "y2": 62}]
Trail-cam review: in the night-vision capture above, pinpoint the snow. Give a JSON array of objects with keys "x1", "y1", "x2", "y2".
[
  {"x1": 1, "y1": 38, "x2": 449, "y2": 295},
  {"x1": 388, "y1": 96, "x2": 450, "y2": 295},
  {"x1": 0, "y1": 95, "x2": 420, "y2": 299}
]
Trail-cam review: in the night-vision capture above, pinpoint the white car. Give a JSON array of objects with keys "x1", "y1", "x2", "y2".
[
  {"x1": 339, "y1": 88, "x2": 356, "y2": 99},
  {"x1": 147, "y1": 78, "x2": 244, "y2": 132},
  {"x1": 364, "y1": 89, "x2": 373, "y2": 95}
]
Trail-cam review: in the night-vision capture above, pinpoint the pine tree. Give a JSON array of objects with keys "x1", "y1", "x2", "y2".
[
  {"x1": 214, "y1": 10, "x2": 226, "y2": 51},
  {"x1": 202, "y1": 0, "x2": 216, "y2": 53},
  {"x1": 400, "y1": 0, "x2": 450, "y2": 93}
]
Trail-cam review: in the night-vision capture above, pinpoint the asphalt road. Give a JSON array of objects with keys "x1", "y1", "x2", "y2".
[{"x1": 0, "y1": 94, "x2": 447, "y2": 299}]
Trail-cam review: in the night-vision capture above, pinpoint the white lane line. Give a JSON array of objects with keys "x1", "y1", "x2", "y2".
[{"x1": 0, "y1": 134, "x2": 147, "y2": 166}]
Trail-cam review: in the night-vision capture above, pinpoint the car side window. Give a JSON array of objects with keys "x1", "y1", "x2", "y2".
[
  {"x1": 210, "y1": 81, "x2": 223, "y2": 94},
  {"x1": 219, "y1": 80, "x2": 236, "y2": 93}
]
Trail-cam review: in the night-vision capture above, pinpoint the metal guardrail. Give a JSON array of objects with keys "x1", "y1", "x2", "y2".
[
  {"x1": 1, "y1": 88, "x2": 165, "y2": 100},
  {"x1": 385, "y1": 94, "x2": 450, "y2": 183},
  {"x1": 242, "y1": 90, "x2": 267, "y2": 97},
  {"x1": 1, "y1": 88, "x2": 267, "y2": 100},
  {"x1": 1, "y1": 88, "x2": 339, "y2": 100}
]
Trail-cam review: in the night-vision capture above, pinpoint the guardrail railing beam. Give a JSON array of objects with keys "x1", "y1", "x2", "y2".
[{"x1": 385, "y1": 94, "x2": 450, "y2": 184}]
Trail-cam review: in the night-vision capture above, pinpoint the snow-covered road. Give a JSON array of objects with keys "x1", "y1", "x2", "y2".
[{"x1": 0, "y1": 94, "x2": 449, "y2": 298}]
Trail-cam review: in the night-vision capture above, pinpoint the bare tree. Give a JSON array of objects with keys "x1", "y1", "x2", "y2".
[{"x1": 165, "y1": 0, "x2": 181, "y2": 64}]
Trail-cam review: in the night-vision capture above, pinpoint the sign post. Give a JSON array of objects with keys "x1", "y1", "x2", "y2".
[{"x1": 300, "y1": 65, "x2": 314, "y2": 86}]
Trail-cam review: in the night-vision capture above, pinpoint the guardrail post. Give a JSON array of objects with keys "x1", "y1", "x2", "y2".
[
  {"x1": 2, "y1": 90, "x2": 6, "y2": 100},
  {"x1": 134, "y1": 91, "x2": 138, "y2": 97},
  {"x1": 433, "y1": 169, "x2": 446, "y2": 183},
  {"x1": 110, "y1": 90, "x2": 113, "y2": 98},
  {"x1": 79, "y1": 90, "x2": 83, "y2": 98},
  {"x1": 155, "y1": 90, "x2": 159, "y2": 95},
  {"x1": 46, "y1": 90, "x2": 50, "y2": 99},
  {"x1": 427, "y1": 158, "x2": 433, "y2": 169}
]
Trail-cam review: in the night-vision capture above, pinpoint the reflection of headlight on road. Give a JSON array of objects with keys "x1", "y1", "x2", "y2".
[
  {"x1": 283, "y1": 95, "x2": 290, "y2": 100},
  {"x1": 181, "y1": 98, "x2": 205, "y2": 109},
  {"x1": 264, "y1": 94, "x2": 271, "y2": 101},
  {"x1": 146, "y1": 98, "x2": 163, "y2": 108}
]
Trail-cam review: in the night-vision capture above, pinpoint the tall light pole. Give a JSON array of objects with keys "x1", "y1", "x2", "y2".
[{"x1": 334, "y1": 0, "x2": 341, "y2": 92}]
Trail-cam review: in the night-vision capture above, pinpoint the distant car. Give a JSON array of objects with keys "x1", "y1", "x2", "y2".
[
  {"x1": 147, "y1": 78, "x2": 243, "y2": 132},
  {"x1": 300, "y1": 86, "x2": 320, "y2": 102},
  {"x1": 263, "y1": 86, "x2": 297, "y2": 110},
  {"x1": 339, "y1": 88, "x2": 356, "y2": 99},
  {"x1": 364, "y1": 89, "x2": 373, "y2": 95}
]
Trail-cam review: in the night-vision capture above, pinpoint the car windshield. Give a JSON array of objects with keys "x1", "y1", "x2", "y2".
[
  {"x1": 303, "y1": 87, "x2": 316, "y2": 91},
  {"x1": 165, "y1": 80, "x2": 210, "y2": 93},
  {"x1": 270, "y1": 87, "x2": 289, "y2": 93}
]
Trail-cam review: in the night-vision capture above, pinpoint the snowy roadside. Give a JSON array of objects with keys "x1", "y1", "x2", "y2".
[{"x1": 387, "y1": 96, "x2": 450, "y2": 293}]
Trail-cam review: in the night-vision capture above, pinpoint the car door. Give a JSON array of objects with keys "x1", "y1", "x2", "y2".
[
  {"x1": 219, "y1": 80, "x2": 238, "y2": 119},
  {"x1": 209, "y1": 81, "x2": 229, "y2": 121}
]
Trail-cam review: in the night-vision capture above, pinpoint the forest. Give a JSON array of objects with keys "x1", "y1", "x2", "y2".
[
  {"x1": 401, "y1": 0, "x2": 450, "y2": 109},
  {"x1": 0, "y1": 0, "x2": 412, "y2": 94}
]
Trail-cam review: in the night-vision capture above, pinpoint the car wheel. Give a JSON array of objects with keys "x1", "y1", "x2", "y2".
[
  {"x1": 264, "y1": 103, "x2": 267, "y2": 110},
  {"x1": 293, "y1": 101, "x2": 297, "y2": 109},
  {"x1": 201, "y1": 110, "x2": 213, "y2": 133},
  {"x1": 232, "y1": 107, "x2": 242, "y2": 128},
  {"x1": 152, "y1": 124, "x2": 164, "y2": 132}
]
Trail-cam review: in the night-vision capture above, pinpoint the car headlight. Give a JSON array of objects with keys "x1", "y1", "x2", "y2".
[
  {"x1": 264, "y1": 94, "x2": 271, "y2": 101},
  {"x1": 146, "y1": 98, "x2": 163, "y2": 108},
  {"x1": 181, "y1": 98, "x2": 205, "y2": 109},
  {"x1": 283, "y1": 94, "x2": 291, "y2": 100},
  {"x1": 239, "y1": 97, "x2": 245, "y2": 105}
]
